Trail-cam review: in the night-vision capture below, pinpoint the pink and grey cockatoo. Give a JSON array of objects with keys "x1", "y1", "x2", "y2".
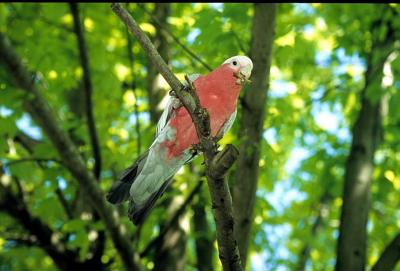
[{"x1": 106, "y1": 55, "x2": 253, "y2": 224}]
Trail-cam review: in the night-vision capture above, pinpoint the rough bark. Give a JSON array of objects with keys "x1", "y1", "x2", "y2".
[
  {"x1": 335, "y1": 28, "x2": 395, "y2": 271},
  {"x1": 232, "y1": 3, "x2": 277, "y2": 268},
  {"x1": 371, "y1": 234, "x2": 400, "y2": 271},
  {"x1": 0, "y1": 32, "x2": 141, "y2": 271},
  {"x1": 112, "y1": 3, "x2": 243, "y2": 270}
]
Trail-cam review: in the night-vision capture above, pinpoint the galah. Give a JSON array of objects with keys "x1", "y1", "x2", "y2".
[{"x1": 106, "y1": 55, "x2": 253, "y2": 225}]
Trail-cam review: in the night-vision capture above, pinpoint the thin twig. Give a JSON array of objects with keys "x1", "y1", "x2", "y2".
[
  {"x1": 137, "y1": 3, "x2": 212, "y2": 72},
  {"x1": 55, "y1": 187, "x2": 74, "y2": 220},
  {"x1": 70, "y1": 3, "x2": 102, "y2": 180},
  {"x1": 111, "y1": 3, "x2": 184, "y2": 92}
]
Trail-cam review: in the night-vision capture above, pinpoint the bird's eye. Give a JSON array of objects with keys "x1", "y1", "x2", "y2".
[{"x1": 232, "y1": 60, "x2": 238, "y2": 66}]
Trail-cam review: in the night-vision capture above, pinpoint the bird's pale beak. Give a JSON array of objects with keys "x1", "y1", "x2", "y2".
[{"x1": 240, "y1": 64, "x2": 252, "y2": 79}]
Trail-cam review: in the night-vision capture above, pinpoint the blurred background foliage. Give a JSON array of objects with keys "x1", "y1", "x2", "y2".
[{"x1": 0, "y1": 3, "x2": 400, "y2": 271}]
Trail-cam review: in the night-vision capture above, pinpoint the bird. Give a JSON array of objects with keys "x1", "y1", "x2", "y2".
[{"x1": 106, "y1": 55, "x2": 253, "y2": 225}]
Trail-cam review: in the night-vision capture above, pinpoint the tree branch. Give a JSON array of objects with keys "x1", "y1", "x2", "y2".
[
  {"x1": 13, "y1": 130, "x2": 41, "y2": 154},
  {"x1": 111, "y1": 3, "x2": 243, "y2": 270},
  {"x1": 371, "y1": 233, "x2": 400, "y2": 271},
  {"x1": 5, "y1": 235, "x2": 39, "y2": 247},
  {"x1": 0, "y1": 32, "x2": 141, "y2": 271},
  {"x1": 55, "y1": 187, "x2": 74, "y2": 220},
  {"x1": 70, "y1": 3, "x2": 102, "y2": 180}
]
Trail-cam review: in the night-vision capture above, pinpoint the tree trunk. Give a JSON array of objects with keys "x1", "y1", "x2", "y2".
[
  {"x1": 335, "y1": 31, "x2": 395, "y2": 271},
  {"x1": 335, "y1": 92, "x2": 381, "y2": 271},
  {"x1": 233, "y1": 3, "x2": 277, "y2": 268}
]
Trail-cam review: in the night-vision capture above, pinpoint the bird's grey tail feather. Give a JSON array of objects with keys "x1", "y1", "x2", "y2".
[
  {"x1": 106, "y1": 151, "x2": 149, "y2": 204},
  {"x1": 128, "y1": 178, "x2": 173, "y2": 225}
]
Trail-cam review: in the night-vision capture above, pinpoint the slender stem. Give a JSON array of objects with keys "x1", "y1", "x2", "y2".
[{"x1": 55, "y1": 187, "x2": 74, "y2": 219}]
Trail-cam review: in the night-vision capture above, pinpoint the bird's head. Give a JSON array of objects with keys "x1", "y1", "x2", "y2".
[{"x1": 223, "y1": 55, "x2": 253, "y2": 84}]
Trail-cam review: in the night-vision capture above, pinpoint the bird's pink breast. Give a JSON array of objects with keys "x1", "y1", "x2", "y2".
[{"x1": 162, "y1": 64, "x2": 241, "y2": 160}]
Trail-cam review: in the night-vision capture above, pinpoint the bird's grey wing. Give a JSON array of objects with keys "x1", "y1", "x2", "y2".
[{"x1": 128, "y1": 177, "x2": 173, "y2": 225}]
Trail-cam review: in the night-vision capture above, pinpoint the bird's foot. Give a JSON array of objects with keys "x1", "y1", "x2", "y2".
[
  {"x1": 210, "y1": 138, "x2": 220, "y2": 153},
  {"x1": 184, "y1": 75, "x2": 196, "y2": 90},
  {"x1": 190, "y1": 143, "x2": 203, "y2": 154},
  {"x1": 169, "y1": 89, "x2": 177, "y2": 97}
]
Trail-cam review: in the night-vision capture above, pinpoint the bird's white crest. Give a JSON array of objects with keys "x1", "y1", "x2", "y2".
[{"x1": 223, "y1": 55, "x2": 253, "y2": 79}]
